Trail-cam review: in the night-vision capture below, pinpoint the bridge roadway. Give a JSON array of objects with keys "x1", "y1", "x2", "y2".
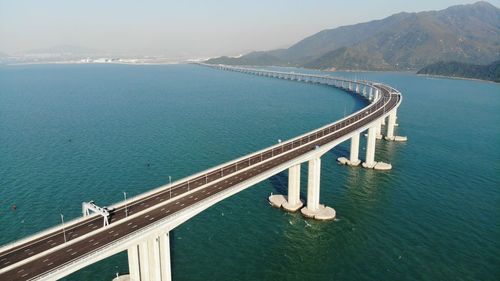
[{"x1": 0, "y1": 66, "x2": 400, "y2": 280}]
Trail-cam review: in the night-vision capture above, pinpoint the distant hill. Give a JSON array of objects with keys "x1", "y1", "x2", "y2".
[
  {"x1": 207, "y1": 1, "x2": 500, "y2": 71},
  {"x1": 417, "y1": 60, "x2": 500, "y2": 82}
]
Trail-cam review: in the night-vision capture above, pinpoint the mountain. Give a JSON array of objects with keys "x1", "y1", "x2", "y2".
[
  {"x1": 417, "y1": 60, "x2": 500, "y2": 82},
  {"x1": 207, "y1": 1, "x2": 500, "y2": 71}
]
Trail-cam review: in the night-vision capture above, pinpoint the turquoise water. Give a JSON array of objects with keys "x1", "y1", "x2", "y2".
[{"x1": 0, "y1": 64, "x2": 498, "y2": 280}]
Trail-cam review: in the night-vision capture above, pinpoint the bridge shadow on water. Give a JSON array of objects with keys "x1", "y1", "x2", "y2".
[
  {"x1": 268, "y1": 171, "x2": 288, "y2": 195},
  {"x1": 328, "y1": 145, "x2": 349, "y2": 159},
  {"x1": 268, "y1": 171, "x2": 309, "y2": 199}
]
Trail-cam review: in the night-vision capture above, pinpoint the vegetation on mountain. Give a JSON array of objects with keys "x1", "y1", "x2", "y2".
[
  {"x1": 417, "y1": 60, "x2": 500, "y2": 82},
  {"x1": 206, "y1": 1, "x2": 500, "y2": 71}
]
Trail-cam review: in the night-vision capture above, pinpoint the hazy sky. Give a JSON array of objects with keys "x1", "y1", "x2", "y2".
[{"x1": 1, "y1": 0, "x2": 498, "y2": 58}]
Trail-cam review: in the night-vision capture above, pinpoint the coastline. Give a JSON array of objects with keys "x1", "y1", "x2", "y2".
[
  {"x1": 2, "y1": 61, "x2": 498, "y2": 85},
  {"x1": 416, "y1": 73, "x2": 498, "y2": 84}
]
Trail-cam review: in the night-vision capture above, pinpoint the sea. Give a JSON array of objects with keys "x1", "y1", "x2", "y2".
[{"x1": 0, "y1": 64, "x2": 498, "y2": 281}]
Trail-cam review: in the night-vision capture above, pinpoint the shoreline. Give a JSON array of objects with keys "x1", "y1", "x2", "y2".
[
  {"x1": 2, "y1": 62, "x2": 498, "y2": 84},
  {"x1": 416, "y1": 73, "x2": 498, "y2": 84}
]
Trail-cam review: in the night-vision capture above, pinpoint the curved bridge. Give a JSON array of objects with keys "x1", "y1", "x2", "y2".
[{"x1": 0, "y1": 64, "x2": 406, "y2": 281}]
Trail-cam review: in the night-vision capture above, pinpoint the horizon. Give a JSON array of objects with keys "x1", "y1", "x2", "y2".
[{"x1": 1, "y1": 0, "x2": 499, "y2": 59}]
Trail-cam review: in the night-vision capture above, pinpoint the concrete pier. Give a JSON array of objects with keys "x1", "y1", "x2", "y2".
[
  {"x1": 384, "y1": 110, "x2": 408, "y2": 142},
  {"x1": 127, "y1": 233, "x2": 171, "y2": 281},
  {"x1": 362, "y1": 127, "x2": 377, "y2": 169},
  {"x1": 282, "y1": 164, "x2": 304, "y2": 211},
  {"x1": 385, "y1": 111, "x2": 396, "y2": 140},
  {"x1": 349, "y1": 134, "x2": 361, "y2": 166},
  {"x1": 300, "y1": 158, "x2": 335, "y2": 220},
  {"x1": 268, "y1": 164, "x2": 303, "y2": 211},
  {"x1": 362, "y1": 126, "x2": 392, "y2": 170},
  {"x1": 337, "y1": 133, "x2": 361, "y2": 166},
  {"x1": 375, "y1": 122, "x2": 383, "y2": 140},
  {"x1": 128, "y1": 246, "x2": 140, "y2": 281}
]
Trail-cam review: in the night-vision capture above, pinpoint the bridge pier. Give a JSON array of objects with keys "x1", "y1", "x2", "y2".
[
  {"x1": 375, "y1": 121, "x2": 383, "y2": 140},
  {"x1": 300, "y1": 157, "x2": 336, "y2": 220},
  {"x1": 128, "y1": 232, "x2": 171, "y2": 281},
  {"x1": 363, "y1": 126, "x2": 377, "y2": 168},
  {"x1": 269, "y1": 164, "x2": 303, "y2": 211},
  {"x1": 384, "y1": 110, "x2": 407, "y2": 141},
  {"x1": 282, "y1": 164, "x2": 304, "y2": 212},
  {"x1": 128, "y1": 245, "x2": 140, "y2": 281},
  {"x1": 337, "y1": 133, "x2": 361, "y2": 166},
  {"x1": 362, "y1": 125, "x2": 392, "y2": 170},
  {"x1": 349, "y1": 133, "x2": 361, "y2": 166}
]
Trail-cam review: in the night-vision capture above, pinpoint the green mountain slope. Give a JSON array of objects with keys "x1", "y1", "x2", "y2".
[
  {"x1": 207, "y1": 1, "x2": 500, "y2": 71},
  {"x1": 417, "y1": 60, "x2": 500, "y2": 82}
]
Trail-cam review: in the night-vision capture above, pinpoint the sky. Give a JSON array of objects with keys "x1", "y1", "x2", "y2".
[{"x1": 1, "y1": 0, "x2": 499, "y2": 58}]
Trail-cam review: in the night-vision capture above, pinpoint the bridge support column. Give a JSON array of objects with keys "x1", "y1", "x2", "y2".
[
  {"x1": 385, "y1": 111, "x2": 396, "y2": 140},
  {"x1": 148, "y1": 237, "x2": 162, "y2": 281},
  {"x1": 128, "y1": 245, "x2": 141, "y2": 281},
  {"x1": 159, "y1": 232, "x2": 172, "y2": 281},
  {"x1": 363, "y1": 127, "x2": 377, "y2": 169},
  {"x1": 375, "y1": 121, "x2": 383, "y2": 139},
  {"x1": 301, "y1": 157, "x2": 335, "y2": 220},
  {"x1": 282, "y1": 164, "x2": 303, "y2": 212},
  {"x1": 363, "y1": 125, "x2": 392, "y2": 170},
  {"x1": 349, "y1": 133, "x2": 361, "y2": 166},
  {"x1": 338, "y1": 133, "x2": 361, "y2": 166},
  {"x1": 384, "y1": 110, "x2": 407, "y2": 142},
  {"x1": 131, "y1": 233, "x2": 171, "y2": 281},
  {"x1": 138, "y1": 241, "x2": 150, "y2": 281}
]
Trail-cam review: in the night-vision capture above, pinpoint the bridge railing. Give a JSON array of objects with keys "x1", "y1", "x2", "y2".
[{"x1": 0, "y1": 64, "x2": 400, "y2": 258}]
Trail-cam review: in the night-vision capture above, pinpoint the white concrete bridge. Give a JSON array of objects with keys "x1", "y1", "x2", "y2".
[{"x1": 0, "y1": 64, "x2": 406, "y2": 281}]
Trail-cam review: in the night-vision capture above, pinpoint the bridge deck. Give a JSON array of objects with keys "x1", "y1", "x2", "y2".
[{"x1": 0, "y1": 66, "x2": 400, "y2": 280}]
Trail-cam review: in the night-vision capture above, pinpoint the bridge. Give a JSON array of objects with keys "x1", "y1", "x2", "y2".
[{"x1": 0, "y1": 64, "x2": 407, "y2": 281}]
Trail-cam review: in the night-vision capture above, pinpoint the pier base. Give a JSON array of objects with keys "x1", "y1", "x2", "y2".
[
  {"x1": 362, "y1": 161, "x2": 392, "y2": 170},
  {"x1": 337, "y1": 157, "x2": 361, "y2": 166},
  {"x1": 268, "y1": 194, "x2": 287, "y2": 208},
  {"x1": 269, "y1": 194, "x2": 303, "y2": 212},
  {"x1": 385, "y1": 136, "x2": 408, "y2": 142},
  {"x1": 301, "y1": 205, "x2": 336, "y2": 220},
  {"x1": 282, "y1": 200, "x2": 304, "y2": 212}
]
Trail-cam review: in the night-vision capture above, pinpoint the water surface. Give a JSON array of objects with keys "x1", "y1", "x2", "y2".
[{"x1": 0, "y1": 64, "x2": 498, "y2": 280}]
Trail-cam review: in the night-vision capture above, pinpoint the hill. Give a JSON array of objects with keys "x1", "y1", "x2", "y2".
[
  {"x1": 417, "y1": 60, "x2": 500, "y2": 82},
  {"x1": 207, "y1": 1, "x2": 500, "y2": 71}
]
